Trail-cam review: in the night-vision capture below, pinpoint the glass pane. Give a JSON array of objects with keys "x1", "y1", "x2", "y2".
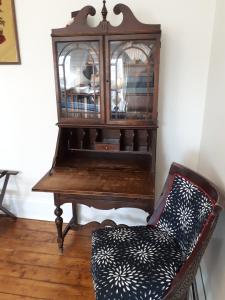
[
  {"x1": 110, "y1": 40, "x2": 154, "y2": 120},
  {"x1": 57, "y1": 41, "x2": 101, "y2": 120}
]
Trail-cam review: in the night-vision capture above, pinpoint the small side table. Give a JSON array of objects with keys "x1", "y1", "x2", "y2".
[{"x1": 0, "y1": 170, "x2": 19, "y2": 219}]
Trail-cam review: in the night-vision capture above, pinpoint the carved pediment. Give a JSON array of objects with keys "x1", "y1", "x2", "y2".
[{"x1": 52, "y1": 1, "x2": 160, "y2": 37}]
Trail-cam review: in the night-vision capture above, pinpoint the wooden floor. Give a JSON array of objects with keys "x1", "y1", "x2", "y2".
[{"x1": 0, "y1": 216, "x2": 95, "y2": 300}]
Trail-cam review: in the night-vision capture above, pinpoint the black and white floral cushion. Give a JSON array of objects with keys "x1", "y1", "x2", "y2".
[
  {"x1": 92, "y1": 226, "x2": 183, "y2": 300},
  {"x1": 156, "y1": 175, "x2": 214, "y2": 259},
  {"x1": 91, "y1": 175, "x2": 214, "y2": 300}
]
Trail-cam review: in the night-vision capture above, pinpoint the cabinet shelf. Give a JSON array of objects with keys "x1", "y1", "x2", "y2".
[
  {"x1": 56, "y1": 127, "x2": 154, "y2": 154},
  {"x1": 63, "y1": 93, "x2": 100, "y2": 96}
]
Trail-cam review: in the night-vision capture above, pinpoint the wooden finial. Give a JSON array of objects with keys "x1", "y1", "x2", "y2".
[{"x1": 101, "y1": 0, "x2": 108, "y2": 21}]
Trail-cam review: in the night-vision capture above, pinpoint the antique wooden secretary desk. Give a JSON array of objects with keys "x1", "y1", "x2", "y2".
[{"x1": 32, "y1": 1, "x2": 161, "y2": 253}]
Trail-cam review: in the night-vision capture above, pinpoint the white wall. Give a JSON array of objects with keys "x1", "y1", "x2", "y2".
[
  {"x1": 197, "y1": 0, "x2": 225, "y2": 298},
  {"x1": 0, "y1": 0, "x2": 215, "y2": 224}
]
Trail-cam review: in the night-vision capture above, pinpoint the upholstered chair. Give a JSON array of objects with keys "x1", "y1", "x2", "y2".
[{"x1": 91, "y1": 162, "x2": 224, "y2": 300}]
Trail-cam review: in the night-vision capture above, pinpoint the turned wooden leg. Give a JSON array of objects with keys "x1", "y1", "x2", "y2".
[
  {"x1": 72, "y1": 203, "x2": 78, "y2": 224},
  {"x1": 54, "y1": 205, "x2": 63, "y2": 254}
]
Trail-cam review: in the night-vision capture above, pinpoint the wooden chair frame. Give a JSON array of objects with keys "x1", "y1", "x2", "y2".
[{"x1": 149, "y1": 162, "x2": 224, "y2": 300}]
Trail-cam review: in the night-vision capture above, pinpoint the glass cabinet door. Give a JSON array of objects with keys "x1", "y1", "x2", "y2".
[
  {"x1": 56, "y1": 40, "x2": 102, "y2": 122},
  {"x1": 109, "y1": 40, "x2": 155, "y2": 122}
]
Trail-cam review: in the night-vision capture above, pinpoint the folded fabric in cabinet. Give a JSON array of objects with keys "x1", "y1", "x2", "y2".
[{"x1": 61, "y1": 96, "x2": 99, "y2": 112}]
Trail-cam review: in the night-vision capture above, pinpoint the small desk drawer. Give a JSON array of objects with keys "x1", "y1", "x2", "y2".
[{"x1": 95, "y1": 143, "x2": 120, "y2": 151}]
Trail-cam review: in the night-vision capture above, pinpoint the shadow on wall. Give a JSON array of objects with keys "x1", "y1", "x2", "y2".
[
  {"x1": 155, "y1": 126, "x2": 167, "y2": 200},
  {"x1": 155, "y1": 141, "x2": 200, "y2": 203},
  {"x1": 155, "y1": 29, "x2": 201, "y2": 201},
  {"x1": 202, "y1": 212, "x2": 225, "y2": 299},
  {"x1": 199, "y1": 163, "x2": 225, "y2": 300}
]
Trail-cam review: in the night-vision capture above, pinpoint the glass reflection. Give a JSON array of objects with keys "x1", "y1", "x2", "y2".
[
  {"x1": 57, "y1": 41, "x2": 101, "y2": 119},
  {"x1": 110, "y1": 40, "x2": 154, "y2": 120}
]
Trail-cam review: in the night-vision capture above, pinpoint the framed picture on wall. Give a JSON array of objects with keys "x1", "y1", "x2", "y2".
[{"x1": 0, "y1": 0, "x2": 20, "y2": 64}]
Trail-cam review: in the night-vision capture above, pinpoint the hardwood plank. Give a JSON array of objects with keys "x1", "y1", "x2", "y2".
[
  {"x1": 0, "y1": 217, "x2": 55, "y2": 232},
  {"x1": 0, "y1": 261, "x2": 92, "y2": 288},
  {"x1": 0, "y1": 216, "x2": 96, "y2": 237},
  {"x1": 0, "y1": 236, "x2": 91, "y2": 257},
  {"x1": 0, "y1": 225, "x2": 92, "y2": 247},
  {"x1": 0, "y1": 249, "x2": 90, "y2": 270},
  {"x1": 0, "y1": 275, "x2": 94, "y2": 299},
  {"x1": 0, "y1": 293, "x2": 45, "y2": 300},
  {"x1": 0, "y1": 218, "x2": 95, "y2": 300},
  {"x1": 0, "y1": 226, "x2": 57, "y2": 243}
]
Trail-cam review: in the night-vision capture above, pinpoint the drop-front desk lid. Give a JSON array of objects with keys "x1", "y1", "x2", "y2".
[{"x1": 32, "y1": 152, "x2": 154, "y2": 200}]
